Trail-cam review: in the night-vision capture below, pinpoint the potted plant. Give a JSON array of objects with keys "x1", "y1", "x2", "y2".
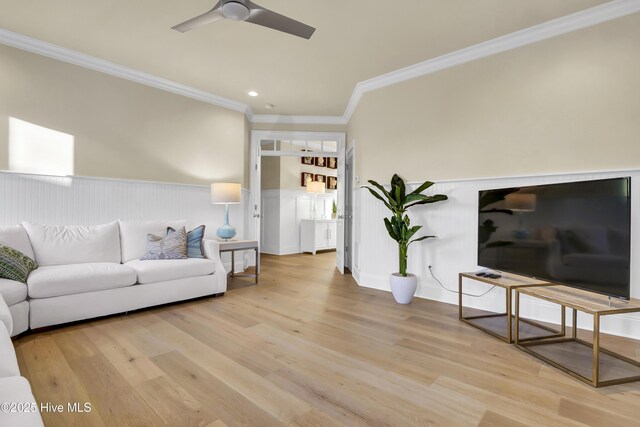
[
  {"x1": 364, "y1": 174, "x2": 448, "y2": 304},
  {"x1": 331, "y1": 200, "x2": 337, "y2": 219}
]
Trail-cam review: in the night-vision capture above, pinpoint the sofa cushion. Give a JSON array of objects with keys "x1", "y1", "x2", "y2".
[
  {"x1": 22, "y1": 221, "x2": 121, "y2": 266},
  {"x1": 0, "y1": 279, "x2": 28, "y2": 306},
  {"x1": 126, "y1": 258, "x2": 215, "y2": 284},
  {"x1": 0, "y1": 245, "x2": 38, "y2": 283},
  {"x1": 141, "y1": 227, "x2": 188, "y2": 260},
  {"x1": 0, "y1": 226, "x2": 35, "y2": 260},
  {"x1": 0, "y1": 324, "x2": 20, "y2": 378},
  {"x1": 0, "y1": 377, "x2": 45, "y2": 427},
  {"x1": 119, "y1": 220, "x2": 187, "y2": 263},
  {"x1": 27, "y1": 263, "x2": 137, "y2": 299}
]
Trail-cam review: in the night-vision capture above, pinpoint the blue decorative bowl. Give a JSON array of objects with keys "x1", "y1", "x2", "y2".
[{"x1": 217, "y1": 224, "x2": 236, "y2": 240}]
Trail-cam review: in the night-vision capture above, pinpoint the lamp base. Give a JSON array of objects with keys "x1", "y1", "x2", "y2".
[{"x1": 217, "y1": 224, "x2": 237, "y2": 241}]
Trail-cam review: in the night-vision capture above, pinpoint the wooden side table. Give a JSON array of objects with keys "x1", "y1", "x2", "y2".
[
  {"x1": 459, "y1": 272, "x2": 559, "y2": 343},
  {"x1": 218, "y1": 240, "x2": 260, "y2": 283},
  {"x1": 515, "y1": 285, "x2": 640, "y2": 387}
]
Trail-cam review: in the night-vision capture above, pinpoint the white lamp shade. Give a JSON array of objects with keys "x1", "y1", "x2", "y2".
[
  {"x1": 307, "y1": 181, "x2": 326, "y2": 194},
  {"x1": 211, "y1": 182, "x2": 241, "y2": 204}
]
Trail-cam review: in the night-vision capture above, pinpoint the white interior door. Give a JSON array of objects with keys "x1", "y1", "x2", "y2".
[{"x1": 335, "y1": 142, "x2": 346, "y2": 274}]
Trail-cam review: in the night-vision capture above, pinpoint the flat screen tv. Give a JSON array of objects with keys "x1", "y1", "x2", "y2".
[{"x1": 478, "y1": 177, "x2": 631, "y2": 300}]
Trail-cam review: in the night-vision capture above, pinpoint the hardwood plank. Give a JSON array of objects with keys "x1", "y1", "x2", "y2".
[
  {"x1": 18, "y1": 336, "x2": 106, "y2": 427},
  {"x1": 69, "y1": 353, "x2": 164, "y2": 426},
  {"x1": 137, "y1": 312, "x2": 310, "y2": 423},
  {"x1": 151, "y1": 350, "x2": 283, "y2": 427},
  {"x1": 477, "y1": 410, "x2": 529, "y2": 427},
  {"x1": 135, "y1": 375, "x2": 218, "y2": 427}
]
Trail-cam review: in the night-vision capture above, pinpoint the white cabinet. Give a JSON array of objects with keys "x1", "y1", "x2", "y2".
[{"x1": 301, "y1": 220, "x2": 337, "y2": 254}]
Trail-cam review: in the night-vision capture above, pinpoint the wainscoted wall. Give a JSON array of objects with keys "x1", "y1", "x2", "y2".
[
  {"x1": 0, "y1": 171, "x2": 252, "y2": 272},
  {"x1": 261, "y1": 189, "x2": 337, "y2": 255},
  {"x1": 353, "y1": 169, "x2": 640, "y2": 339}
]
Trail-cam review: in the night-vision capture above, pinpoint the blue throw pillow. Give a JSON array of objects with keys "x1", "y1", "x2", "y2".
[{"x1": 168, "y1": 225, "x2": 205, "y2": 258}]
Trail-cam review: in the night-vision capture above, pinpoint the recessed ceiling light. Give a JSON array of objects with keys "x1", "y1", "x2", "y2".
[{"x1": 248, "y1": 91, "x2": 259, "y2": 97}]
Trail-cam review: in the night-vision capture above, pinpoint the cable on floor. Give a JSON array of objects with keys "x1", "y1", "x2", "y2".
[{"x1": 428, "y1": 266, "x2": 497, "y2": 298}]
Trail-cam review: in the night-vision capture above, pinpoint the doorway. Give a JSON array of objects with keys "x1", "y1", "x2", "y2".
[{"x1": 249, "y1": 131, "x2": 347, "y2": 273}]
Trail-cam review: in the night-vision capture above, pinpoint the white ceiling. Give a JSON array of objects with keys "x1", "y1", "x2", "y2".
[{"x1": 0, "y1": 0, "x2": 610, "y2": 116}]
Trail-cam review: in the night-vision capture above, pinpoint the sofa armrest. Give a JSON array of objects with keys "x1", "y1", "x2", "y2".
[
  {"x1": 202, "y1": 239, "x2": 228, "y2": 294},
  {"x1": 203, "y1": 239, "x2": 221, "y2": 259},
  {"x1": 0, "y1": 294, "x2": 13, "y2": 336}
]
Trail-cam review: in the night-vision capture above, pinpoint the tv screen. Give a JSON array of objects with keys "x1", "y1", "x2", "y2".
[{"x1": 478, "y1": 177, "x2": 631, "y2": 300}]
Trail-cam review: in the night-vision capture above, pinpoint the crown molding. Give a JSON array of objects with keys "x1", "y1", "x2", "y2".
[
  {"x1": 1, "y1": 0, "x2": 638, "y2": 127},
  {"x1": 0, "y1": 28, "x2": 251, "y2": 115},
  {"x1": 250, "y1": 114, "x2": 347, "y2": 125},
  {"x1": 342, "y1": 0, "x2": 640, "y2": 121}
]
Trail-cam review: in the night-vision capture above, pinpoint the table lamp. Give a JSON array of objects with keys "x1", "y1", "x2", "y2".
[
  {"x1": 307, "y1": 180, "x2": 325, "y2": 219},
  {"x1": 211, "y1": 182, "x2": 241, "y2": 240}
]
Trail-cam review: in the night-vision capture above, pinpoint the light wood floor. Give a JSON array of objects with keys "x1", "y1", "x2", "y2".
[{"x1": 13, "y1": 253, "x2": 640, "y2": 427}]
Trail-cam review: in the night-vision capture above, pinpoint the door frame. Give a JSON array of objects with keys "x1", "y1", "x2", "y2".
[
  {"x1": 345, "y1": 141, "x2": 356, "y2": 271},
  {"x1": 249, "y1": 130, "x2": 346, "y2": 270}
]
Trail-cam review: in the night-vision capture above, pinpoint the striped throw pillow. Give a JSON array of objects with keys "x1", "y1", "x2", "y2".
[{"x1": 0, "y1": 245, "x2": 38, "y2": 283}]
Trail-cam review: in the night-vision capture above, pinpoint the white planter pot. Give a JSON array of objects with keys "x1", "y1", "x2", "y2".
[{"x1": 390, "y1": 273, "x2": 417, "y2": 304}]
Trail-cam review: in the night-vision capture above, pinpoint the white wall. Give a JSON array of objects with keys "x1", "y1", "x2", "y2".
[
  {"x1": 0, "y1": 44, "x2": 248, "y2": 186},
  {"x1": 0, "y1": 171, "x2": 251, "y2": 272},
  {"x1": 347, "y1": 13, "x2": 640, "y2": 184},
  {"x1": 353, "y1": 169, "x2": 640, "y2": 339},
  {"x1": 261, "y1": 189, "x2": 336, "y2": 255}
]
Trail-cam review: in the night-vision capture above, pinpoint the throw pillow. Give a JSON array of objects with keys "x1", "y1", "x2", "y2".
[
  {"x1": 167, "y1": 225, "x2": 205, "y2": 258},
  {"x1": 0, "y1": 245, "x2": 38, "y2": 283},
  {"x1": 140, "y1": 227, "x2": 188, "y2": 260}
]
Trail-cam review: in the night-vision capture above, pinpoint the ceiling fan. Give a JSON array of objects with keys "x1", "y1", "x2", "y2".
[{"x1": 172, "y1": 0, "x2": 316, "y2": 39}]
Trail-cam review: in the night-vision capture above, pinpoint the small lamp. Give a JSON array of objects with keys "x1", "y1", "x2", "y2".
[
  {"x1": 505, "y1": 193, "x2": 537, "y2": 239},
  {"x1": 307, "y1": 181, "x2": 325, "y2": 219},
  {"x1": 211, "y1": 182, "x2": 241, "y2": 240}
]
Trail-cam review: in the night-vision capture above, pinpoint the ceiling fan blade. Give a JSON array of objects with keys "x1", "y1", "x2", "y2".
[
  {"x1": 245, "y1": 2, "x2": 315, "y2": 39},
  {"x1": 172, "y1": 7, "x2": 224, "y2": 33}
]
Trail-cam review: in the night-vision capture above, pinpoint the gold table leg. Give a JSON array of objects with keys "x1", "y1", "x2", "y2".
[
  {"x1": 593, "y1": 314, "x2": 600, "y2": 387},
  {"x1": 514, "y1": 290, "x2": 520, "y2": 345},
  {"x1": 458, "y1": 274, "x2": 463, "y2": 321}
]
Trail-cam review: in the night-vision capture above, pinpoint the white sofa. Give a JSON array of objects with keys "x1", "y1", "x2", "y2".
[
  {"x1": 0, "y1": 294, "x2": 44, "y2": 426},
  {"x1": 0, "y1": 220, "x2": 225, "y2": 427},
  {"x1": 0, "y1": 220, "x2": 227, "y2": 333}
]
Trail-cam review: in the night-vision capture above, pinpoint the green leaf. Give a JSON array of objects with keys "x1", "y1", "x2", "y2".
[
  {"x1": 403, "y1": 193, "x2": 428, "y2": 204},
  {"x1": 406, "y1": 225, "x2": 422, "y2": 240},
  {"x1": 384, "y1": 217, "x2": 400, "y2": 241},
  {"x1": 409, "y1": 180, "x2": 434, "y2": 195},
  {"x1": 405, "y1": 194, "x2": 448, "y2": 208},
  {"x1": 363, "y1": 186, "x2": 392, "y2": 211},
  {"x1": 409, "y1": 235, "x2": 436, "y2": 245},
  {"x1": 368, "y1": 180, "x2": 397, "y2": 208},
  {"x1": 391, "y1": 174, "x2": 406, "y2": 203}
]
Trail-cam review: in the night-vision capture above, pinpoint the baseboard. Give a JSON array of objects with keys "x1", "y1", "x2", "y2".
[
  {"x1": 356, "y1": 272, "x2": 640, "y2": 340},
  {"x1": 260, "y1": 248, "x2": 301, "y2": 256}
]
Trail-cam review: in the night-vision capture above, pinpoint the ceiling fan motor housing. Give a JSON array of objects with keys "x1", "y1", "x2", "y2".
[{"x1": 221, "y1": 1, "x2": 251, "y2": 21}]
